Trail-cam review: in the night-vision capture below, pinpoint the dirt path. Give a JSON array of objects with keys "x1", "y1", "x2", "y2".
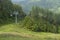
[
  {"x1": 0, "y1": 32, "x2": 34, "y2": 38},
  {"x1": 0, "y1": 32, "x2": 60, "y2": 38}
]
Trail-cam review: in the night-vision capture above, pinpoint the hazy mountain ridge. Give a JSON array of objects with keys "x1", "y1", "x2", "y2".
[{"x1": 12, "y1": 0, "x2": 60, "y2": 13}]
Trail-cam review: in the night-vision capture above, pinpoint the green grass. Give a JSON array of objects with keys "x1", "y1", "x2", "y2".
[{"x1": 0, "y1": 23, "x2": 60, "y2": 40}]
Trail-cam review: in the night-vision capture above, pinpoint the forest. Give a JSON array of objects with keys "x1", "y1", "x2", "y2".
[{"x1": 0, "y1": 0, "x2": 60, "y2": 34}]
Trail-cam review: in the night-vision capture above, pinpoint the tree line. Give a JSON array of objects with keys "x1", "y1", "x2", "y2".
[{"x1": 21, "y1": 6, "x2": 60, "y2": 33}]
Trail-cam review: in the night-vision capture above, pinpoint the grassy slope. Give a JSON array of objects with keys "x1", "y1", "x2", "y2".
[{"x1": 0, "y1": 23, "x2": 60, "y2": 40}]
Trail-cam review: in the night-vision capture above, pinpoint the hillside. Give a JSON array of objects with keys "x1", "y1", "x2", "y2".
[
  {"x1": 0, "y1": 0, "x2": 60, "y2": 40},
  {"x1": 0, "y1": 24, "x2": 60, "y2": 40}
]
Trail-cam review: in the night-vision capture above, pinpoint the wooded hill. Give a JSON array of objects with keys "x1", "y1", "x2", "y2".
[{"x1": 0, "y1": 0, "x2": 60, "y2": 33}]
